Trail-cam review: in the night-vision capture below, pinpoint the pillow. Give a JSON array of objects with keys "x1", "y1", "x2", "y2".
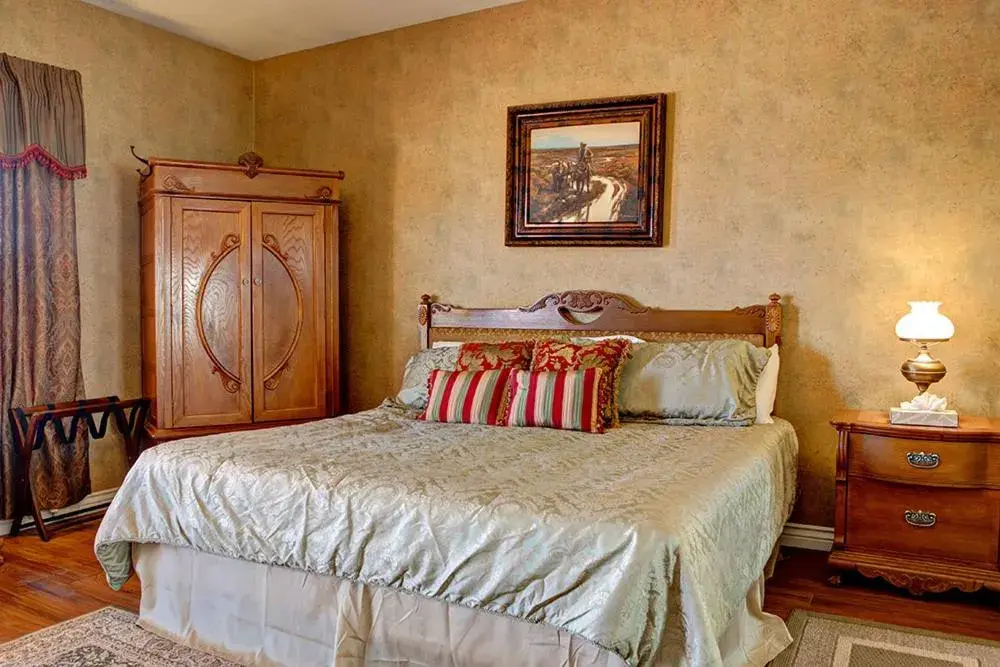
[
  {"x1": 570, "y1": 335, "x2": 646, "y2": 344},
  {"x1": 530, "y1": 338, "x2": 632, "y2": 427},
  {"x1": 421, "y1": 369, "x2": 514, "y2": 425},
  {"x1": 618, "y1": 340, "x2": 770, "y2": 426},
  {"x1": 431, "y1": 341, "x2": 463, "y2": 348},
  {"x1": 394, "y1": 347, "x2": 460, "y2": 410},
  {"x1": 504, "y1": 369, "x2": 604, "y2": 433},
  {"x1": 755, "y1": 345, "x2": 780, "y2": 424},
  {"x1": 456, "y1": 341, "x2": 534, "y2": 371}
]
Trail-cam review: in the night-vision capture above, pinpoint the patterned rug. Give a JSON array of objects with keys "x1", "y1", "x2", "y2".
[
  {"x1": 773, "y1": 610, "x2": 1000, "y2": 667},
  {"x1": 7, "y1": 606, "x2": 1000, "y2": 667},
  {"x1": 0, "y1": 608, "x2": 239, "y2": 666}
]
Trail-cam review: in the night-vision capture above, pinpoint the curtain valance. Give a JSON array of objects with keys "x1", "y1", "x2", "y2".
[{"x1": 0, "y1": 53, "x2": 86, "y2": 180}]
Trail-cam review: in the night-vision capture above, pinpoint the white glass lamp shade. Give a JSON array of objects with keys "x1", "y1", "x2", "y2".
[{"x1": 895, "y1": 301, "x2": 955, "y2": 343}]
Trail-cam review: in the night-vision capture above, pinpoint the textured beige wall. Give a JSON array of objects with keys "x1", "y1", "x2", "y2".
[
  {"x1": 2, "y1": 0, "x2": 253, "y2": 490},
  {"x1": 255, "y1": 0, "x2": 1000, "y2": 526}
]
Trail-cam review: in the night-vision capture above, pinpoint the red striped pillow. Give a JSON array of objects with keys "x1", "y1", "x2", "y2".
[
  {"x1": 503, "y1": 369, "x2": 604, "y2": 433},
  {"x1": 420, "y1": 369, "x2": 513, "y2": 425}
]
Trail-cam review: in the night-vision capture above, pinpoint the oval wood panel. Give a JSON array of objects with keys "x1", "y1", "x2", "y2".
[
  {"x1": 171, "y1": 198, "x2": 252, "y2": 428},
  {"x1": 194, "y1": 233, "x2": 242, "y2": 393},
  {"x1": 252, "y1": 202, "x2": 327, "y2": 422},
  {"x1": 260, "y1": 234, "x2": 304, "y2": 390}
]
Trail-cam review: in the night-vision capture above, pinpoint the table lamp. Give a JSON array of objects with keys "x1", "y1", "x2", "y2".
[{"x1": 890, "y1": 301, "x2": 958, "y2": 427}]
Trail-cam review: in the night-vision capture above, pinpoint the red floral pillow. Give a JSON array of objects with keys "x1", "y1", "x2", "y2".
[
  {"x1": 456, "y1": 341, "x2": 534, "y2": 371},
  {"x1": 530, "y1": 338, "x2": 632, "y2": 427}
]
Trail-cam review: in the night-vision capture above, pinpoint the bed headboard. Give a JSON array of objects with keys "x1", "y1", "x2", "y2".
[{"x1": 417, "y1": 291, "x2": 782, "y2": 349}]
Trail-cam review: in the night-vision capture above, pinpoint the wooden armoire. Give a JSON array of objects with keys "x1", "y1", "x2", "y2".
[{"x1": 139, "y1": 154, "x2": 343, "y2": 444}]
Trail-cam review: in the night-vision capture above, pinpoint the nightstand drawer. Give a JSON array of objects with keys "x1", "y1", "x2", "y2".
[
  {"x1": 846, "y1": 477, "x2": 1000, "y2": 564},
  {"x1": 848, "y1": 433, "x2": 994, "y2": 487}
]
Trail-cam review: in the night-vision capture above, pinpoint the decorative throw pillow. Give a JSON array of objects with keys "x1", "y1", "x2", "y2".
[
  {"x1": 504, "y1": 369, "x2": 604, "y2": 433},
  {"x1": 618, "y1": 340, "x2": 771, "y2": 426},
  {"x1": 530, "y1": 338, "x2": 632, "y2": 427},
  {"x1": 394, "y1": 347, "x2": 460, "y2": 410},
  {"x1": 421, "y1": 369, "x2": 514, "y2": 425},
  {"x1": 456, "y1": 341, "x2": 534, "y2": 371}
]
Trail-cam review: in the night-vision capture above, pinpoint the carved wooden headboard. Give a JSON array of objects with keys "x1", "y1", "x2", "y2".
[{"x1": 417, "y1": 291, "x2": 782, "y2": 349}]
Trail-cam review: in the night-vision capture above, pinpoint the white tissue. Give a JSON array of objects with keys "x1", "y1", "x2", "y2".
[{"x1": 901, "y1": 392, "x2": 949, "y2": 412}]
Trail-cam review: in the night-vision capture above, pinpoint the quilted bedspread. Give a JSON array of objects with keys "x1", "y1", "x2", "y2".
[{"x1": 95, "y1": 404, "x2": 797, "y2": 667}]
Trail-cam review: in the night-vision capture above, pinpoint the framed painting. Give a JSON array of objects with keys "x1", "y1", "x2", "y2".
[{"x1": 505, "y1": 93, "x2": 668, "y2": 247}]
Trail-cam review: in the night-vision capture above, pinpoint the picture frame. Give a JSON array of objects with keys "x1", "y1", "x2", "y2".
[{"x1": 505, "y1": 93, "x2": 668, "y2": 247}]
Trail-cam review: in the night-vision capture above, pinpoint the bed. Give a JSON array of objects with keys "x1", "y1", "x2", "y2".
[{"x1": 95, "y1": 290, "x2": 797, "y2": 667}]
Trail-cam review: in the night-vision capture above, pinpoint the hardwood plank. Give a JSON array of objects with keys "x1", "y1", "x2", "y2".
[
  {"x1": 3, "y1": 521, "x2": 1000, "y2": 648},
  {"x1": 0, "y1": 519, "x2": 141, "y2": 643},
  {"x1": 68, "y1": 573, "x2": 142, "y2": 612},
  {"x1": 766, "y1": 549, "x2": 1000, "y2": 641}
]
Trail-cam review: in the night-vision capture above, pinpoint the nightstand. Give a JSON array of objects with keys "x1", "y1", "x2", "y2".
[{"x1": 829, "y1": 410, "x2": 1000, "y2": 595}]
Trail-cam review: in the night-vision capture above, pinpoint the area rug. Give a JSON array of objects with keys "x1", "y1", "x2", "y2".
[
  {"x1": 772, "y1": 610, "x2": 1000, "y2": 667},
  {"x1": 0, "y1": 607, "x2": 240, "y2": 666}
]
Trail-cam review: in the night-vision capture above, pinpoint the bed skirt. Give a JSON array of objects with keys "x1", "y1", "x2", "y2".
[{"x1": 133, "y1": 544, "x2": 791, "y2": 667}]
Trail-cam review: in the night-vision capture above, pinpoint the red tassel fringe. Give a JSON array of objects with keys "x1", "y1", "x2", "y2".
[{"x1": 0, "y1": 144, "x2": 87, "y2": 180}]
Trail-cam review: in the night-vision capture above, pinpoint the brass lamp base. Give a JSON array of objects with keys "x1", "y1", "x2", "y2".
[{"x1": 900, "y1": 345, "x2": 946, "y2": 394}]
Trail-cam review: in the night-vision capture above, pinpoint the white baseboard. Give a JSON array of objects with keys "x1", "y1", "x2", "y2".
[
  {"x1": 1, "y1": 487, "x2": 119, "y2": 536},
  {"x1": 779, "y1": 522, "x2": 834, "y2": 551}
]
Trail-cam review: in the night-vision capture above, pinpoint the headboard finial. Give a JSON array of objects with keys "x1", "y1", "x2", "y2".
[
  {"x1": 765, "y1": 294, "x2": 782, "y2": 347},
  {"x1": 417, "y1": 295, "x2": 433, "y2": 347}
]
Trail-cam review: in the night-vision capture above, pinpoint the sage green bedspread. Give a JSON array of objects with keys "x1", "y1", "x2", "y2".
[{"x1": 95, "y1": 405, "x2": 797, "y2": 667}]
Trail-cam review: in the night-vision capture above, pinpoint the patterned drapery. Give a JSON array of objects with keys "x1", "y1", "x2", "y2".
[
  {"x1": 0, "y1": 54, "x2": 87, "y2": 522},
  {"x1": 1, "y1": 54, "x2": 86, "y2": 179}
]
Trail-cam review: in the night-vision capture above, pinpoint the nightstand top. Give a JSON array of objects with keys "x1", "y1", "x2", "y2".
[{"x1": 832, "y1": 410, "x2": 1000, "y2": 440}]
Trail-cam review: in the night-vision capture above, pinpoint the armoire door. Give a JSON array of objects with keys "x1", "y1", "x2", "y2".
[
  {"x1": 251, "y1": 202, "x2": 328, "y2": 421},
  {"x1": 169, "y1": 198, "x2": 253, "y2": 427}
]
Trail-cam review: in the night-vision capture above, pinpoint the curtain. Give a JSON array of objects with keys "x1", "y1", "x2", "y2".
[{"x1": 0, "y1": 53, "x2": 87, "y2": 521}]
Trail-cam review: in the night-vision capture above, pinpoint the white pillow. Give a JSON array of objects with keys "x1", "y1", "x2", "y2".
[
  {"x1": 755, "y1": 345, "x2": 780, "y2": 424},
  {"x1": 571, "y1": 335, "x2": 646, "y2": 344},
  {"x1": 431, "y1": 341, "x2": 462, "y2": 348}
]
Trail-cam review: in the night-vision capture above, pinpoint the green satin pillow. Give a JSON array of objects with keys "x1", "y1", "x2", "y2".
[
  {"x1": 618, "y1": 340, "x2": 771, "y2": 426},
  {"x1": 393, "y1": 347, "x2": 460, "y2": 410}
]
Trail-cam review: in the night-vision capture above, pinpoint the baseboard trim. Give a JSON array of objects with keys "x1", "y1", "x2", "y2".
[
  {"x1": 780, "y1": 522, "x2": 834, "y2": 552},
  {"x1": 1, "y1": 487, "x2": 118, "y2": 536}
]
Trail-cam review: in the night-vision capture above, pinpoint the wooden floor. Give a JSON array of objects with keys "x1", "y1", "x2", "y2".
[
  {"x1": 766, "y1": 548, "x2": 1000, "y2": 642},
  {"x1": 2, "y1": 518, "x2": 1000, "y2": 645},
  {"x1": 0, "y1": 518, "x2": 139, "y2": 642}
]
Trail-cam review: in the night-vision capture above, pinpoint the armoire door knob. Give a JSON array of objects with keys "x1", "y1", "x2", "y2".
[{"x1": 253, "y1": 278, "x2": 262, "y2": 285}]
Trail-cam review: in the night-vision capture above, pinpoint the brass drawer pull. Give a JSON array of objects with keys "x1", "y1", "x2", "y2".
[
  {"x1": 904, "y1": 510, "x2": 937, "y2": 527},
  {"x1": 906, "y1": 451, "x2": 940, "y2": 469}
]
